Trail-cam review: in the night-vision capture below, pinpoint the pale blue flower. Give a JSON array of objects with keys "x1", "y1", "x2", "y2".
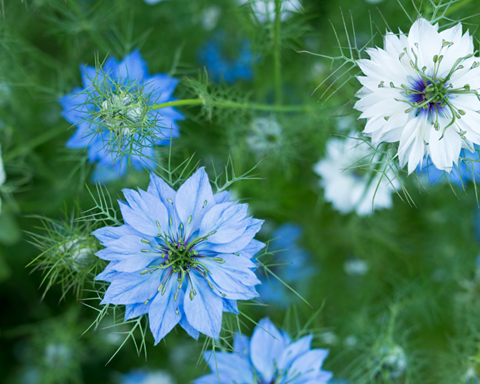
[
  {"x1": 194, "y1": 317, "x2": 333, "y2": 384},
  {"x1": 59, "y1": 50, "x2": 184, "y2": 182},
  {"x1": 93, "y1": 168, "x2": 265, "y2": 342},
  {"x1": 198, "y1": 33, "x2": 254, "y2": 83},
  {"x1": 120, "y1": 370, "x2": 174, "y2": 384},
  {"x1": 258, "y1": 223, "x2": 315, "y2": 307}
]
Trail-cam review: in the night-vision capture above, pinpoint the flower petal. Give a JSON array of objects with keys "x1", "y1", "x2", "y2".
[
  {"x1": 183, "y1": 272, "x2": 223, "y2": 339},
  {"x1": 149, "y1": 276, "x2": 183, "y2": 345}
]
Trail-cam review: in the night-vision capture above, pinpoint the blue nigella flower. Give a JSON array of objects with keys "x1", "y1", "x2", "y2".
[
  {"x1": 194, "y1": 317, "x2": 333, "y2": 384},
  {"x1": 120, "y1": 370, "x2": 174, "y2": 384},
  {"x1": 59, "y1": 50, "x2": 184, "y2": 182},
  {"x1": 198, "y1": 34, "x2": 254, "y2": 83},
  {"x1": 93, "y1": 168, "x2": 265, "y2": 342},
  {"x1": 258, "y1": 223, "x2": 315, "y2": 307},
  {"x1": 417, "y1": 148, "x2": 480, "y2": 185}
]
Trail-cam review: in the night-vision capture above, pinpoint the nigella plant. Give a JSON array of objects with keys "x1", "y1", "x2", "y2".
[
  {"x1": 93, "y1": 167, "x2": 265, "y2": 342},
  {"x1": 59, "y1": 50, "x2": 184, "y2": 182},
  {"x1": 258, "y1": 223, "x2": 315, "y2": 307},
  {"x1": 355, "y1": 18, "x2": 480, "y2": 174},
  {"x1": 198, "y1": 34, "x2": 255, "y2": 84},
  {"x1": 194, "y1": 317, "x2": 333, "y2": 384}
]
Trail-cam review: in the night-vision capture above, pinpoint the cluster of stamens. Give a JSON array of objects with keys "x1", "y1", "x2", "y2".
[
  {"x1": 378, "y1": 39, "x2": 480, "y2": 140},
  {"x1": 137, "y1": 204, "x2": 227, "y2": 308}
]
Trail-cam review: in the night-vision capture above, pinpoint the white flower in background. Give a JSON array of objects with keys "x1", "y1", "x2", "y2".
[
  {"x1": 0, "y1": 146, "x2": 5, "y2": 213},
  {"x1": 355, "y1": 18, "x2": 480, "y2": 174},
  {"x1": 201, "y1": 6, "x2": 221, "y2": 31},
  {"x1": 314, "y1": 134, "x2": 398, "y2": 215},
  {"x1": 364, "y1": 0, "x2": 384, "y2": 4},
  {"x1": 247, "y1": 116, "x2": 283, "y2": 154},
  {"x1": 344, "y1": 258, "x2": 369, "y2": 276},
  {"x1": 237, "y1": 0, "x2": 301, "y2": 24}
]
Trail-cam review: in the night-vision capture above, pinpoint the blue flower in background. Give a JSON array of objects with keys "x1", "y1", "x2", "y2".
[
  {"x1": 194, "y1": 317, "x2": 333, "y2": 384},
  {"x1": 93, "y1": 168, "x2": 265, "y2": 343},
  {"x1": 198, "y1": 34, "x2": 255, "y2": 83},
  {"x1": 417, "y1": 148, "x2": 480, "y2": 185},
  {"x1": 258, "y1": 223, "x2": 315, "y2": 307},
  {"x1": 59, "y1": 50, "x2": 184, "y2": 182},
  {"x1": 120, "y1": 370, "x2": 174, "y2": 384}
]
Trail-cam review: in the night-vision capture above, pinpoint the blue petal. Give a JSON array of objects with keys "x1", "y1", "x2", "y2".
[
  {"x1": 277, "y1": 334, "x2": 313, "y2": 372},
  {"x1": 199, "y1": 218, "x2": 264, "y2": 253},
  {"x1": 94, "y1": 261, "x2": 120, "y2": 282},
  {"x1": 66, "y1": 122, "x2": 96, "y2": 149},
  {"x1": 92, "y1": 225, "x2": 141, "y2": 245},
  {"x1": 149, "y1": 276, "x2": 183, "y2": 345},
  {"x1": 198, "y1": 203, "x2": 249, "y2": 244},
  {"x1": 201, "y1": 255, "x2": 260, "y2": 300},
  {"x1": 233, "y1": 333, "x2": 250, "y2": 359},
  {"x1": 119, "y1": 189, "x2": 169, "y2": 237},
  {"x1": 124, "y1": 301, "x2": 151, "y2": 321},
  {"x1": 92, "y1": 163, "x2": 125, "y2": 183},
  {"x1": 286, "y1": 349, "x2": 331, "y2": 384},
  {"x1": 158, "y1": 106, "x2": 185, "y2": 121},
  {"x1": 223, "y1": 299, "x2": 239, "y2": 314},
  {"x1": 116, "y1": 50, "x2": 148, "y2": 83},
  {"x1": 101, "y1": 269, "x2": 164, "y2": 305},
  {"x1": 192, "y1": 374, "x2": 219, "y2": 384},
  {"x1": 95, "y1": 235, "x2": 157, "y2": 262},
  {"x1": 238, "y1": 239, "x2": 266, "y2": 259},
  {"x1": 250, "y1": 318, "x2": 289, "y2": 382},
  {"x1": 214, "y1": 191, "x2": 231, "y2": 204},
  {"x1": 203, "y1": 351, "x2": 253, "y2": 382},
  {"x1": 271, "y1": 223, "x2": 303, "y2": 250},
  {"x1": 175, "y1": 167, "x2": 215, "y2": 231},
  {"x1": 147, "y1": 172, "x2": 178, "y2": 218},
  {"x1": 59, "y1": 87, "x2": 88, "y2": 125},
  {"x1": 145, "y1": 74, "x2": 179, "y2": 104},
  {"x1": 81, "y1": 64, "x2": 101, "y2": 89},
  {"x1": 179, "y1": 314, "x2": 200, "y2": 340},
  {"x1": 183, "y1": 272, "x2": 223, "y2": 339},
  {"x1": 103, "y1": 56, "x2": 119, "y2": 77}
]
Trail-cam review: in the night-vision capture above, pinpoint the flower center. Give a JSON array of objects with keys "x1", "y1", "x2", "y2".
[
  {"x1": 377, "y1": 42, "x2": 480, "y2": 139},
  {"x1": 100, "y1": 91, "x2": 143, "y2": 136},
  {"x1": 139, "y1": 226, "x2": 224, "y2": 302}
]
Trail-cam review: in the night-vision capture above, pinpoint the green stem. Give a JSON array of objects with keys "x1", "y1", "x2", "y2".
[
  {"x1": 3, "y1": 126, "x2": 67, "y2": 162},
  {"x1": 273, "y1": 0, "x2": 283, "y2": 105},
  {"x1": 151, "y1": 98, "x2": 311, "y2": 113}
]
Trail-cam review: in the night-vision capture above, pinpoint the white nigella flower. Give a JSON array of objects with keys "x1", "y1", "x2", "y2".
[
  {"x1": 247, "y1": 116, "x2": 283, "y2": 154},
  {"x1": 0, "y1": 146, "x2": 5, "y2": 213},
  {"x1": 314, "y1": 133, "x2": 398, "y2": 216},
  {"x1": 355, "y1": 18, "x2": 480, "y2": 174},
  {"x1": 200, "y1": 6, "x2": 221, "y2": 31},
  {"x1": 344, "y1": 258, "x2": 369, "y2": 276},
  {"x1": 237, "y1": 0, "x2": 301, "y2": 24}
]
